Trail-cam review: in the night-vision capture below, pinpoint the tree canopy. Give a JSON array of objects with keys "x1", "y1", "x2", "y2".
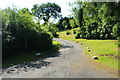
[
  {"x1": 32, "y1": 2, "x2": 61, "y2": 24},
  {"x1": 70, "y1": 1, "x2": 120, "y2": 39},
  {"x1": 1, "y1": 7, "x2": 53, "y2": 58}
]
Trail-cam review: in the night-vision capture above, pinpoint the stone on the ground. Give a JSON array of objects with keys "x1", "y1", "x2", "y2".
[
  {"x1": 93, "y1": 56, "x2": 99, "y2": 60},
  {"x1": 86, "y1": 47, "x2": 89, "y2": 49},
  {"x1": 80, "y1": 43, "x2": 83, "y2": 45},
  {"x1": 11, "y1": 64, "x2": 14, "y2": 66},
  {"x1": 55, "y1": 47, "x2": 59, "y2": 49},
  {"x1": 36, "y1": 53, "x2": 41, "y2": 56},
  {"x1": 13, "y1": 65, "x2": 19, "y2": 69},
  {"x1": 88, "y1": 49, "x2": 90, "y2": 52}
]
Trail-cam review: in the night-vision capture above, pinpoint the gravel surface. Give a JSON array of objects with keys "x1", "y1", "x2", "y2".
[{"x1": 1, "y1": 38, "x2": 118, "y2": 78}]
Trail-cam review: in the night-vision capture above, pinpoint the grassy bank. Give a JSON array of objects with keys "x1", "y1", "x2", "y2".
[
  {"x1": 3, "y1": 40, "x2": 62, "y2": 68},
  {"x1": 58, "y1": 28, "x2": 118, "y2": 70}
]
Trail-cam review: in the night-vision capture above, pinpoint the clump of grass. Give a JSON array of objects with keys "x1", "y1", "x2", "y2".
[{"x1": 52, "y1": 40, "x2": 62, "y2": 50}]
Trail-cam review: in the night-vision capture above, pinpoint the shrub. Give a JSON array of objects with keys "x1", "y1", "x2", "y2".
[
  {"x1": 31, "y1": 31, "x2": 53, "y2": 51},
  {"x1": 2, "y1": 7, "x2": 54, "y2": 58},
  {"x1": 118, "y1": 37, "x2": 120, "y2": 47},
  {"x1": 75, "y1": 33, "x2": 80, "y2": 39},
  {"x1": 73, "y1": 30, "x2": 76, "y2": 34},
  {"x1": 53, "y1": 33, "x2": 59, "y2": 38},
  {"x1": 66, "y1": 31, "x2": 71, "y2": 35}
]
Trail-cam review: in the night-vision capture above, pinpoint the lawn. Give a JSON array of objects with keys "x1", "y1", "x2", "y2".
[
  {"x1": 2, "y1": 40, "x2": 62, "y2": 68},
  {"x1": 58, "y1": 28, "x2": 118, "y2": 70}
]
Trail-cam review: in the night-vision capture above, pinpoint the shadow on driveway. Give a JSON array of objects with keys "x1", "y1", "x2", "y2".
[{"x1": 1, "y1": 51, "x2": 61, "y2": 75}]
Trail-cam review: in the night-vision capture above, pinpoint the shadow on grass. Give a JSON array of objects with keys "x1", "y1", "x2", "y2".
[{"x1": 1, "y1": 50, "x2": 61, "y2": 75}]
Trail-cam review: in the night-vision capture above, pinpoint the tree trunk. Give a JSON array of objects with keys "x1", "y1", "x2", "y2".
[{"x1": 25, "y1": 39, "x2": 27, "y2": 52}]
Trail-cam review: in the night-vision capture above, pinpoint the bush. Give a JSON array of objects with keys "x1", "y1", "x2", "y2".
[
  {"x1": 53, "y1": 33, "x2": 59, "y2": 38},
  {"x1": 66, "y1": 31, "x2": 71, "y2": 35},
  {"x1": 52, "y1": 40, "x2": 62, "y2": 50},
  {"x1": 73, "y1": 30, "x2": 76, "y2": 34},
  {"x1": 32, "y1": 31, "x2": 53, "y2": 51},
  {"x1": 118, "y1": 37, "x2": 120, "y2": 47},
  {"x1": 75, "y1": 33, "x2": 80, "y2": 39},
  {"x1": 2, "y1": 27, "x2": 53, "y2": 58},
  {"x1": 2, "y1": 8, "x2": 55, "y2": 58}
]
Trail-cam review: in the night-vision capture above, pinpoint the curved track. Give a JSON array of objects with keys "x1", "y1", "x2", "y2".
[{"x1": 1, "y1": 38, "x2": 117, "y2": 78}]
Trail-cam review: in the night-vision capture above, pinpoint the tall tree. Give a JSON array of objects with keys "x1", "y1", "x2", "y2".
[
  {"x1": 32, "y1": 2, "x2": 61, "y2": 25},
  {"x1": 41, "y1": 3, "x2": 61, "y2": 24},
  {"x1": 19, "y1": 8, "x2": 31, "y2": 14},
  {"x1": 32, "y1": 4, "x2": 43, "y2": 25},
  {"x1": 70, "y1": 1, "x2": 120, "y2": 39}
]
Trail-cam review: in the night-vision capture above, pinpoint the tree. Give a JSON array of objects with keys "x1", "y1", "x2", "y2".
[
  {"x1": 60, "y1": 17, "x2": 71, "y2": 30},
  {"x1": 16, "y1": 10, "x2": 36, "y2": 51},
  {"x1": 69, "y1": 18, "x2": 78, "y2": 28},
  {"x1": 62, "y1": 20, "x2": 68, "y2": 29},
  {"x1": 78, "y1": 8, "x2": 83, "y2": 28},
  {"x1": 32, "y1": 4, "x2": 43, "y2": 25},
  {"x1": 19, "y1": 8, "x2": 31, "y2": 14},
  {"x1": 70, "y1": 1, "x2": 120, "y2": 39},
  {"x1": 41, "y1": 3, "x2": 61, "y2": 24},
  {"x1": 32, "y1": 2, "x2": 61, "y2": 25},
  {"x1": 2, "y1": 7, "x2": 53, "y2": 57}
]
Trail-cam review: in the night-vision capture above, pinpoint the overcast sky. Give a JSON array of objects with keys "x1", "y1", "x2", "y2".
[{"x1": 0, "y1": 0, "x2": 76, "y2": 17}]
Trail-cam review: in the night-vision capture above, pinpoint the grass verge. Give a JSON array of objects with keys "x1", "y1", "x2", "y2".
[
  {"x1": 2, "y1": 40, "x2": 62, "y2": 68},
  {"x1": 58, "y1": 28, "x2": 118, "y2": 70}
]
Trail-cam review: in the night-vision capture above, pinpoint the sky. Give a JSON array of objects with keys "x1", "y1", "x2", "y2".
[{"x1": 0, "y1": 0, "x2": 76, "y2": 17}]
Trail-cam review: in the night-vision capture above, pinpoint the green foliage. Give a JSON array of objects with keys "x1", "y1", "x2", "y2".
[
  {"x1": 52, "y1": 40, "x2": 62, "y2": 50},
  {"x1": 18, "y1": 8, "x2": 31, "y2": 14},
  {"x1": 75, "y1": 34, "x2": 80, "y2": 39},
  {"x1": 78, "y1": 8, "x2": 83, "y2": 28},
  {"x1": 112, "y1": 23, "x2": 120, "y2": 38},
  {"x1": 58, "y1": 29, "x2": 118, "y2": 69},
  {"x1": 1, "y1": 7, "x2": 53, "y2": 58},
  {"x1": 118, "y1": 37, "x2": 120, "y2": 47},
  {"x1": 62, "y1": 20, "x2": 68, "y2": 29},
  {"x1": 56, "y1": 17, "x2": 73, "y2": 31},
  {"x1": 73, "y1": 30, "x2": 76, "y2": 34},
  {"x1": 69, "y1": 18, "x2": 78, "y2": 28},
  {"x1": 70, "y1": 2, "x2": 120, "y2": 39},
  {"x1": 32, "y1": 31, "x2": 53, "y2": 51},
  {"x1": 32, "y1": 2, "x2": 61, "y2": 24},
  {"x1": 66, "y1": 30, "x2": 71, "y2": 35},
  {"x1": 41, "y1": 22, "x2": 59, "y2": 38}
]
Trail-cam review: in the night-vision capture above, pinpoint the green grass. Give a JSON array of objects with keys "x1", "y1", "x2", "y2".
[
  {"x1": 52, "y1": 40, "x2": 62, "y2": 49},
  {"x1": 58, "y1": 28, "x2": 118, "y2": 69},
  {"x1": 3, "y1": 40, "x2": 62, "y2": 68},
  {"x1": 78, "y1": 39, "x2": 118, "y2": 56},
  {"x1": 97, "y1": 56, "x2": 118, "y2": 69},
  {"x1": 3, "y1": 51, "x2": 38, "y2": 68}
]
